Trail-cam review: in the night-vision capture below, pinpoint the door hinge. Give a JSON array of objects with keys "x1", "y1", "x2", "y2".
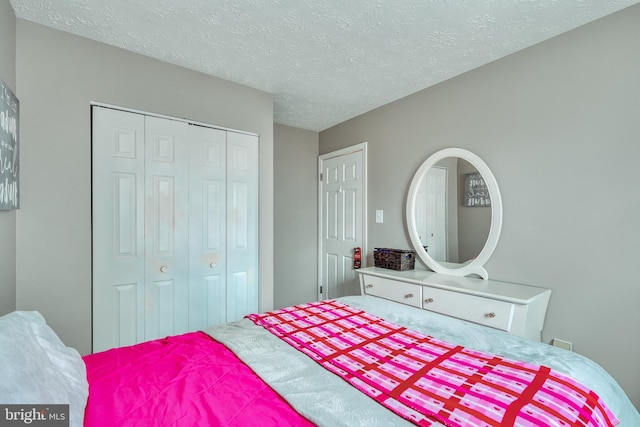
[
  {"x1": 320, "y1": 285, "x2": 323, "y2": 295},
  {"x1": 320, "y1": 172, "x2": 323, "y2": 181}
]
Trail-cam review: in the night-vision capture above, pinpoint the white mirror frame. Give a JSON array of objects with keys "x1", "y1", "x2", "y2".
[{"x1": 406, "y1": 148, "x2": 502, "y2": 280}]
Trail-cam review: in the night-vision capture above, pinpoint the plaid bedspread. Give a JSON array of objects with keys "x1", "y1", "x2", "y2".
[{"x1": 247, "y1": 300, "x2": 619, "y2": 427}]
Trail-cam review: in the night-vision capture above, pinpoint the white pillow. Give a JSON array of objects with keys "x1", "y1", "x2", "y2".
[{"x1": 0, "y1": 311, "x2": 89, "y2": 427}]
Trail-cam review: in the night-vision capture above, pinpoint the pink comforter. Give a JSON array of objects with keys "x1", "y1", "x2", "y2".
[{"x1": 83, "y1": 332, "x2": 314, "y2": 427}]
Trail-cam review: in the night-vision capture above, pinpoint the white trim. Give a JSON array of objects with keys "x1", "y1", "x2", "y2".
[
  {"x1": 90, "y1": 101, "x2": 259, "y2": 137},
  {"x1": 317, "y1": 142, "x2": 368, "y2": 300},
  {"x1": 406, "y1": 148, "x2": 502, "y2": 280},
  {"x1": 319, "y1": 142, "x2": 368, "y2": 160}
]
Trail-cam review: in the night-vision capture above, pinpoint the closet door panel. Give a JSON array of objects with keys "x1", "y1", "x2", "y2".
[
  {"x1": 152, "y1": 279, "x2": 176, "y2": 337},
  {"x1": 114, "y1": 173, "x2": 138, "y2": 256},
  {"x1": 151, "y1": 176, "x2": 176, "y2": 253},
  {"x1": 144, "y1": 116, "x2": 190, "y2": 341},
  {"x1": 92, "y1": 107, "x2": 145, "y2": 352},
  {"x1": 93, "y1": 107, "x2": 260, "y2": 349},
  {"x1": 203, "y1": 275, "x2": 227, "y2": 326},
  {"x1": 226, "y1": 132, "x2": 259, "y2": 322},
  {"x1": 188, "y1": 125, "x2": 228, "y2": 330},
  {"x1": 113, "y1": 283, "x2": 137, "y2": 347},
  {"x1": 229, "y1": 181, "x2": 249, "y2": 249},
  {"x1": 227, "y1": 271, "x2": 250, "y2": 322}
]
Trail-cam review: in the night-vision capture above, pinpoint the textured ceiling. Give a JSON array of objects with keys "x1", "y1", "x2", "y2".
[{"x1": 9, "y1": 0, "x2": 640, "y2": 131}]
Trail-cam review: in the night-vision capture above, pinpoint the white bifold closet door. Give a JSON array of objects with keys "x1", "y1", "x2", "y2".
[{"x1": 92, "y1": 106, "x2": 258, "y2": 353}]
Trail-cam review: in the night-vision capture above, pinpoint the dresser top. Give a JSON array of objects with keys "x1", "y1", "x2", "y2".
[{"x1": 357, "y1": 267, "x2": 551, "y2": 304}]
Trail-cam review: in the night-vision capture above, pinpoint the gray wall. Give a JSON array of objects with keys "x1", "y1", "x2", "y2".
[
  {"x1": 15, "y1": 19, "x2": 274, "y2": 355},
  {"x1": 273, "y1": 124, "x2": 319, "y2": 308},
  {"x1": 320, "y1": 5, "x2": 640, "y2": 408},
  {"x1": 0, "y1": 0, "x2": 16, "y2": 316}
]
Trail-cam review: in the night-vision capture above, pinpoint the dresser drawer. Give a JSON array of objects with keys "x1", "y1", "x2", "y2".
[
  {"x1": 361, "y1": 275, "x2": 422, "y2": 308},
  {"x1": 422, "y1": 286, "x2": 515, "y2": 332}
]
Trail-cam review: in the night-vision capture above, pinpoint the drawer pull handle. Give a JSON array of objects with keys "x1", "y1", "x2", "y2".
[
  {"x1": 424, "y1": 298, "x2": 434, "y2": 304},
  {"x1": 365, "y1": 284, "x2": 373, "y2": 289},
  {"x1": 404, "y1": 293, "x2": 414, "y2": 299},
  {"x1": 485, "y1": 312, "x2": 496, "y2": 318}
]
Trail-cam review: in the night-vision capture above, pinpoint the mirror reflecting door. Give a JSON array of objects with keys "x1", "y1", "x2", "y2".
[
  {"x1": 415, "y1": 157, "x2": 492, "y2": 267},
  {"x1": 406, "y1": 148, "x2": 502, "y2": 279},
  {"x1": 419, "y1": 165, "x2": 448, "y2": 262}
]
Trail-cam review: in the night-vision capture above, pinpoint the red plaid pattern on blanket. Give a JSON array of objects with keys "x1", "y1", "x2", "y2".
[{"x1": 247, "y1": 300, "x2": 619, "y2": 427}]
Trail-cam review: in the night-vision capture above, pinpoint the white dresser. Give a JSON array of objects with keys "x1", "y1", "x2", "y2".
[{"x1": 357, "y1": 267, "x2": 551, "y2": 341}]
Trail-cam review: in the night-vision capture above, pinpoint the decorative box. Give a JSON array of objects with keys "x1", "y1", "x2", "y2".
[{"x1": 373, "y1": 248, "x2": 415, "y2": 271}]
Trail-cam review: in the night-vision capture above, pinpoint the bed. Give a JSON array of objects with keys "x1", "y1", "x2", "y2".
[{"x1": 1, "y1": 295, "x2": 639, "y2": 426}]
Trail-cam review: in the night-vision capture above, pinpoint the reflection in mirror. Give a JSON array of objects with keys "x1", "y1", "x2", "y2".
[
  {"x1": 406, "y1": 148, "x2": 502, "y2": 279},
  {"x1": 414, "y1": 158, "x2": 491, "y2": 268}
]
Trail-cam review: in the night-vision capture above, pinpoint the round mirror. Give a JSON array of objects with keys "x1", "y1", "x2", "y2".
[{"x1": 406, "y1": 148, "x2": 502, "y2": 279}]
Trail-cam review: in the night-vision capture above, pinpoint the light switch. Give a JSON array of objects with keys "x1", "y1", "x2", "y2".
[{"x1": 375, "y1": 210, "x2": 384, "y2": 223}]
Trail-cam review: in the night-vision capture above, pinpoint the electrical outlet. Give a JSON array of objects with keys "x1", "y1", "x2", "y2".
[{"x1": 552, "y1": 338, "x2": 573, "y2": 351}]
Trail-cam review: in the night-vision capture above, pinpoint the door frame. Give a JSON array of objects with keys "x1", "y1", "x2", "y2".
[{"x1": 317, "y1": 142, "x2": 368, "y2": 301}]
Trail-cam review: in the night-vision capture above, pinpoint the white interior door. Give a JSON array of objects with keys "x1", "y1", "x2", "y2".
[
  {"x1": 92, "y1": 107, "x2": 146, "y2": 352},
  {"x1": 225, "y1": 131, "x2": 259, "y2": 321},
  {"x1": 143, "y1": 116, "x2": 190, "y2": 341},
  {"x1": 415, "y1": 176, "x2": 428, "y2": 248},
  {"x1": 93, "y1": 106, "x2": 259, "y2": 352},
  {"x1": 425, "y1": 166, "x2": 447, "y2": 262},
  {"x1": 319, "y1": 144, "x2": 366, "y2": 299},
  {"x1": 187, "y1": 125, "x2": 227, "y2": 330}
]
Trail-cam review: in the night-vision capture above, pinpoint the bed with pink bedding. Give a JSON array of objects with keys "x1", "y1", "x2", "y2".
[
  {"x1": 2, "y1": 295, "x2": 639, "y2": 427},
  {"x1": 82, "y1": 332, "x2": 312, "y2": 426}
]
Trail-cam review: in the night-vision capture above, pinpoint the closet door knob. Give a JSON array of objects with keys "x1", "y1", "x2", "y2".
[
  {"x1": 160, "y1": 266, "x2": 168, "y2": 273},
  {"x1": 210, "y1": 262, "x2": 217, "y2": 269}
]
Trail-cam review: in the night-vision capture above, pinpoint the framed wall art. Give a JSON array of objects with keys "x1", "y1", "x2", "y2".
[
  {"x1": 464, "y1": 172, "x2": 491, "y2": 207},
  {"x1": 0, "y1": 79, "x2": 19, "y2": 210}
]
